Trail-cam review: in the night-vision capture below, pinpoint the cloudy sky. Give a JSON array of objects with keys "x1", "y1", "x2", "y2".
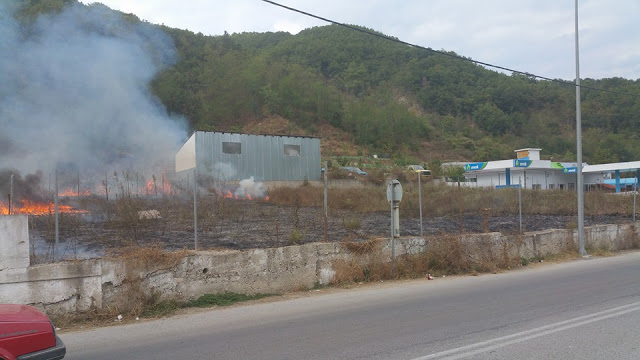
[{"x1": 89, "y1": 0, "x2": 638, "y2": 80}]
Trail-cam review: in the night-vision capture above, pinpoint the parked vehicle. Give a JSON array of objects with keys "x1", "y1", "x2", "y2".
[
  {"x1": 0, "y1": 304, "x2": 66, "y2": 360},
  {"x1": 407, "y1": 165, "x2": 431, "y2": 176},
  {"x1": 342, "y1": 166, "x2": 367, "y2": 176}
]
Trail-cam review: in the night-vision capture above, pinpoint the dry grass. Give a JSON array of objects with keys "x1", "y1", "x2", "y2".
[
  {"x1": 268, "y1": 183, "x2": 637, "y2": 218},
  {"x1": 105, "y1": 246, "x2": 187, "y2": 314},
  {"x1": 332, "y1": 234, "x2": 523, "y2": 285},
  {"x1": 49, "y1": 246, "x2": 188, "y2": 328}
]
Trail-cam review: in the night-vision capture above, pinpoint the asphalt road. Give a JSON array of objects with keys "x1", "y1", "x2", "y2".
[{"x1": 62, "y1": 252, "x2": 640, "y2": 360}]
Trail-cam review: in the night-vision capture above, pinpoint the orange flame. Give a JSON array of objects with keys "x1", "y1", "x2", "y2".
[
  {"x1": 220, "y1": 190, "x2": 268, "y2": 201},
  {"x1": 142, "y1": 179, "x2": 171, "y2": 195},
  {"x1": 58, "y1": 188, "x2": 92, "y2": 197},
  {"x1": 0, "y1": 200, "x2": 88, "y2": 215}
]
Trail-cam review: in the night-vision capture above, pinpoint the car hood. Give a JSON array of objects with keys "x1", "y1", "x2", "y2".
[{"x1": 0, "y1": 304, "x2": 50, "y2": 323}]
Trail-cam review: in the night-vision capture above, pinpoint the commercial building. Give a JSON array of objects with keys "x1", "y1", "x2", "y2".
[
  {"x1": 175, "y1": 131, "x2": 321, "y2": 181},
  {"x1": 463, "y1": 148, "x2": 639, "y2": 192}
]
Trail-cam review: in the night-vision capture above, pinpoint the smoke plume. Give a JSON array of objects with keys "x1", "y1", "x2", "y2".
[{"x1": 0, "y1": 1, "x2": 187, "y2": 177}]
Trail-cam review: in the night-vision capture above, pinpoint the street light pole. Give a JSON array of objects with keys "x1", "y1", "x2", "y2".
[{"x1": 575, "y1": 0, "x2": 587, "y2": 256}]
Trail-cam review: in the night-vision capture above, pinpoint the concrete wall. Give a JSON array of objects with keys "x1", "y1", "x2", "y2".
[{"x1": 0, "y1": 214, "x2": 638, "y2": 314}]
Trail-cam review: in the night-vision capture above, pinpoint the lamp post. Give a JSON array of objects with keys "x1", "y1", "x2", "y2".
[{"x1": 575, "y1": 0, "x2": 587, "y2": 256}]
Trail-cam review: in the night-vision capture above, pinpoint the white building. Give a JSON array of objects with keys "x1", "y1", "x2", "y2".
[{"x1": 463, "y1": 148, "x2": 610, "y2": 190}]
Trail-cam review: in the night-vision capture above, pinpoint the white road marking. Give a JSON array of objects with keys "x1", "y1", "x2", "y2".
[{"x1": 413, "y1": 301, "x2": 640, "y2": 360}]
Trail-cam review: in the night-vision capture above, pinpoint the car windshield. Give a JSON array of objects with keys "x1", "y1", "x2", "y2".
[{"x1": 413, "y1": 165, "x2": 424, "y2": 170}]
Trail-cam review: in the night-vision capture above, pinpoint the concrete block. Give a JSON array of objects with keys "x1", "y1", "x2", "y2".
[{"x1": 0, "y1": 215, "x2": 30, "y2": 270}]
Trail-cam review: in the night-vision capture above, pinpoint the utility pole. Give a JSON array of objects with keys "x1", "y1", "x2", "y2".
[{"x1": 575, "y1": 0, "x2": 587, "y2": 256}]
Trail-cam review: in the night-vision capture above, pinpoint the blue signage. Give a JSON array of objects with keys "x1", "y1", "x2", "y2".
[
  {"x1": 563, "y1": 167, "x2": 577, "y2": 174},
  {"x1": 513, "y1": 159, "x2": 532, "y2": 168},
  {"x1": 496, "y1": 185, "x2": 521, "y2": 189},
  {"x1": 465, "y1": 162, "x2": 487, "y2": 171}
]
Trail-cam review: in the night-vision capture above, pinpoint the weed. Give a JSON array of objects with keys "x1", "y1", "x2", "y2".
[
  {"x1": 186, "y1": 292, "x2": 275, "y2": 308},
  {"x1": 312, "y1": 282, "x2": 329, "y2": 290},
  {"x1": 340, "y1": 239, "x2": 380, "y2": 255},
  {"x1": 332, "y1": 234, "x2": 522, "y2": 285},
  {"x1": 141, "y1": 299, "x2": 180, "y2": 317},
  {"x1": 289, "y1": 228, "x2": 305, "y2": 245},
  {"x1": 342, "y1": 217, "x2": 362, "y2": 231}
]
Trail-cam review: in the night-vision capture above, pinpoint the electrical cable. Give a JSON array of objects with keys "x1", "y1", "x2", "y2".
[{"x1": 261, "y1": 0, "x2": 638, "y2": 96}]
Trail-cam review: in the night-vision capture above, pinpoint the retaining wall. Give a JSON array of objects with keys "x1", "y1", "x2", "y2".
[{"x1": 0, "y1": 215, "x2": 638, "y2": 314}]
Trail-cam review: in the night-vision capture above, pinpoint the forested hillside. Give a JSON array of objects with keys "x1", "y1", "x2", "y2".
[{"x1": 16, "y1": 0, "x2": 640, "y2": 163}]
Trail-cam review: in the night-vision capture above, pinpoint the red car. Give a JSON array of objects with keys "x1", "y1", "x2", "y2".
[{"x1": 0, "y1": 304, "x2": 66, "y2": 360}]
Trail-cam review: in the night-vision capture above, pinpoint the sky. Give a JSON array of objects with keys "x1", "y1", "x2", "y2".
[{"x1": 86, "y1": 0, "x2": 639, "y2": 81}]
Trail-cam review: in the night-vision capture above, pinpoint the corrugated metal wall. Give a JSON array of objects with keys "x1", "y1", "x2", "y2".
[{"x1": 193, "y1": 132, "x2": 321, "y2": 181}]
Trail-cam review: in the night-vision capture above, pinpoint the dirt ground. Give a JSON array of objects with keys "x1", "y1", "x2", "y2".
[{"x1": 28, "y1": 198, "x2": 632, "y2": 262}]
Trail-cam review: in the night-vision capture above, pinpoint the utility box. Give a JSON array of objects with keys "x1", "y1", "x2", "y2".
[{"x1": 387, "y1": 180, "x2": 403, "y2": 238}]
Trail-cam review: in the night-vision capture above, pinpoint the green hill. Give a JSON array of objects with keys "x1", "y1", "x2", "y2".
[{"x1": 16, "y1": 0, "x2": 640, "y2": 164}]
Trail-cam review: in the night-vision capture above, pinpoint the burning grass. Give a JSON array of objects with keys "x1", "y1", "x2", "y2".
[{"x1": 0, "y1": 199, "x2": 88, "y2": 215}]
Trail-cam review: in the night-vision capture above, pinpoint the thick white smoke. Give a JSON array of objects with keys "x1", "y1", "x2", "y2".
[
  {"x1": 234, "y1": 177, "x2": 267, "y2": 199},
  {"x1": 0, "y1": 1, "x2": 187, "y2": 176}
]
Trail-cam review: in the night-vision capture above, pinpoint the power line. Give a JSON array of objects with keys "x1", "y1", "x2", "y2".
[{"x1": 261, "y1": 0, "x2": 637, "y2": 96}]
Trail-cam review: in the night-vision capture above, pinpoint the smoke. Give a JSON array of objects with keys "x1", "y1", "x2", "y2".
[
  {"x1": 235, "y1": 177, "x2": 267, "y2": 198},
  {"x1": 212, "y1": 163, "x2": 237, "y2": 180},
  {"x1": 0, "y1": 169, "x2": 46, "y2": 203},
  {"x1": 0, "y1": 1, "x2": 187, "y2": 176}
]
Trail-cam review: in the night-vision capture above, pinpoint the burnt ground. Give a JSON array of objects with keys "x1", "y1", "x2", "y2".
[{"x1": 28, "y1": 199, "x2": 632, "y2": 263}]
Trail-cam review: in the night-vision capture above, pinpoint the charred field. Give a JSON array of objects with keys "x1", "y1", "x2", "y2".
[{"x1": 25, "y1": 193, "x2": 633, "y2": 263}]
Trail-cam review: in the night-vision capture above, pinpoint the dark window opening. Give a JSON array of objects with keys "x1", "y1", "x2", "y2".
[{"x1": 223, "y1": 142, "x2": 241, "y2": 154}]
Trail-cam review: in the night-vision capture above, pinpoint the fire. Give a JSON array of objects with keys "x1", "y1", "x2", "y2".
[
  {"x1": 144, "y1": 180, "x2": 155, "y2": 194},
  {"x1": 0, "y1": 200, "x2": 88, "y2": 215},
  {"x1": 58, "y1": 188, "x2": 92, "y2": 197},
  {"x1": 219, "y1": 190, "x2": 269, "y2": 201},
  {"x1": 142, "y1": 179, "x2": 171, "y2": 195}
]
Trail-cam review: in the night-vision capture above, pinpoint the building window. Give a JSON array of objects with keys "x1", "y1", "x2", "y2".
[
  {"x1": 549, "y1": 184, "x2": 555, "y2": 190},
  {"x1": 532, "y1": 184, "x2": 541, "y2": 190},
  {"x1": 568, "y1": 183, "x2": 575, "y2": 190},
  {"x1": 222, "y1": 142, "x2": 241, "y2": 154},
  {"x1": 284, "y1": 144, "x2": 301, "y2": 156}
]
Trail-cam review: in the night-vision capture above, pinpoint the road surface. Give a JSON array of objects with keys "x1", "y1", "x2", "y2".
[{"x1": 62, "y1": 251, "x2": 640, "y2": 359}]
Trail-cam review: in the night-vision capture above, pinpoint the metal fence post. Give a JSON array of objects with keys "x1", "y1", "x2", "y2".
[
  {"x1": 9, "y1": 173, "x2": 13, "y2": 215},
  {"x1": 519, "y1": 177, "x2": 523, "y2": 234},
  {"x1": 55, "y1": 169, "x2": 59, "y2": 262},
  {"x1": 634, "y1": 178, "x2": 637, "y2": 223},
  {"x1": 194, "y1": 168, "x2": 198, "y2": 251},
  {"x1": 323, "y1": 161, "x2": 328, "y2": 242},
  {"x1": 390, "y1": 193, "x2": 395, "y2": 276},
  {"x1": 418, "y1": 172, "x2": 423, "y2": 237}
]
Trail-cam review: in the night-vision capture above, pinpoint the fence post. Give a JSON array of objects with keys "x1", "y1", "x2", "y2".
[
  {"x1": 634, "y1": 177, "x2": 637, "y2": 222},
  {"x1": 418, "y1": 172, "x2": 423, "y2": 237},
  {"x1": 55, "y1": 169, "x2": 59, "y2": 262},
  {"x1": 9, "y1": 173, "x2": 13, "y2": 215},
  {"x1": 519, "y1": 177, "x2": 523, "y2": 234},
  {"x1": 323, "y1": 161, "x2": 328, "y2": 242},
  {"x1": 193, "y1": 168, "x2": 198, "y2": 251}
]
